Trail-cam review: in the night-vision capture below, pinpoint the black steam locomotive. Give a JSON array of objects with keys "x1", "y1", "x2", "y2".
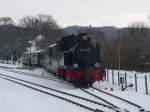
[{"x1": 23, "y1": 33, "x2": 106, "y2": 87}]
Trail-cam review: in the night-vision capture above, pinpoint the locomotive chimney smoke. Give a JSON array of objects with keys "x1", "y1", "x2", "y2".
[
  {"x1": 34, "y1": 34, "x2": 45, "y2": 50},
  {"x1": 26, "y1": 34, "x2": 45, "y2": 52},
  {"x1": 35, "y1": 35, "x2": 44, "y2": 42},
  {"x1": 26, "y1": 41, "x2": 36, "y2": 53}
]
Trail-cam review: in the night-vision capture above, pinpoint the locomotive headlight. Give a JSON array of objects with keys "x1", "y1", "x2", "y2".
[
  {"x1": 95, "y1": 63, "x2": 100, "y2": 68},
  {"x1": 82, "y1": 35, "x2": 87, "y2": 40},
  {"x1": 73, "y1": 63, "x2": 78, "y2": 68}
]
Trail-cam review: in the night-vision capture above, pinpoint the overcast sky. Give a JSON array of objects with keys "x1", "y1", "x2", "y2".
[{"x1": 0, "y1": 0, "x2": 150, "y2": 27}]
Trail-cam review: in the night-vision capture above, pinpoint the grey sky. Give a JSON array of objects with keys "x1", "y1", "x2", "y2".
[{"x1": 0, "y1": 0, "x2": 150, "y2": 27}]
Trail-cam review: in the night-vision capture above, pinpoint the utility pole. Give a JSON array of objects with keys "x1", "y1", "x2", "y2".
[
  {"x1": 117, "y1": 29, "x2": 121, "y2": 70},
  {"x1": 11, "y1": 53, "x2": 14, "y2": 64},
  {"x1": 4, "y1": 46, "x2": 8, "y2": 64},
  {"x1": 27, "y1": 41, "x2": 32, "y2": 71}
]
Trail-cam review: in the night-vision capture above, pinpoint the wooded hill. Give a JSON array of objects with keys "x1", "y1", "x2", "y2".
[{"x1": 0, "y1": 15, "x2": 150, "y2": 71}]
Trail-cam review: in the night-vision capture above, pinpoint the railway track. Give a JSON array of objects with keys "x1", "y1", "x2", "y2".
[
  {"x1": 0, "y1": 67, "x2": 148, "y2": 112},
  {"x1": 80, "y1": 88, "x2": 120, "y2": 109},
  {"x1": 0, "y1": 68, "x2": 124, "y2": 111},
  {"x1": 0, "y1": 66, "x2": 58, "y2": 79},
  {"x1": 89, "y1": 87, "x2": 149, "y2": 112},
  {"x1": 6, "y1": 69, "x2": 59, "y2": 79},
  {"x1": 0, "y1": 68, "x2": 72, "y2": 86},
  {"x1": 0, "y1": 73, "x2": 121, "y2": 112},
  {"x1": 0, "y1": 68, "x2": 122, "y2": 111}
]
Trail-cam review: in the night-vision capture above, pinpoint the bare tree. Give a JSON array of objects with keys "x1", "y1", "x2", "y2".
[
  {"x1": 120, "y1": 21, "x2": 149, "y2": 70},
  {"x1": 19, "y1": 14, "x2": 60, "y2": 31},
  {"x1": 37, "y1": 14, "x2": 59, "y2": 30},
  {"x1": 19, "y1": 14, "x2": 63, "y2": 49},
  {"x1": 0, "y1": 17, "x2": 14, "y2": 25},
  {"x1": 19, "y1": 16, "x2": 38, "y2": 29}
]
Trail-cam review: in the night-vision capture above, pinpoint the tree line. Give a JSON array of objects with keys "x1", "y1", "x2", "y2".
[
  {"x1": 102, "y1": 22, "x2": 150, "y2": 72},
  {"x1": 0, "y1": 14, "x2": 63, "y2": 62},
  {"x1": 64, "y1": 24, "x2": 150, "y2": 72},
  {"x1": 0, "y1": 14, "x2": 150, "y2": 71}
]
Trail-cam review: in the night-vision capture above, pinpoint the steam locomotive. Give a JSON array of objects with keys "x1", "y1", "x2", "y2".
[{"x1": 22, "y1": 33, "x2": 106, "y2": 87}]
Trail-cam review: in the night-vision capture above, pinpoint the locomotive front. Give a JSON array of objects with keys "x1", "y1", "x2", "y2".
[{"x1": 58, "y1": 33, "x2": 106, "y2": 87}]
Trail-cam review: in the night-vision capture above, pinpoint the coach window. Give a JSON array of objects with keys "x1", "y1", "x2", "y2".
[
  {"x1": 32, "y1": 54, "x2": 36, "y2": 57},
  {"x1": 49, "y1": 48, "x2": 53, "y2": 56},
  {"x1": 53, "y1": 46, "x2": 57, "y2": 58}
]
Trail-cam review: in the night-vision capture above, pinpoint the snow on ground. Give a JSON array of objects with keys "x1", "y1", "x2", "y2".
[
  {"x1": 0, "y1": 78, "x2": 90, "y2": 112},
  {"x1": 106, "y1": 69, "x2": 150, "y2": 94},
  {"x1": 0, "y1": 68, "x2": 74, "y2": 90},
  {"x1": 0, "y1": 63, "x2": 21, "y2": 69},
  {"x1": 0, "y1": 68, "x2": 107, "y2": 104},
  {"x1": 87, "y1": 87, "x2": 150, "y2": 112},
  {"x1": 0, "y1": 63, "x2": 150, "y2": 112},
  {"x1": 110, "y1": 91, "x2": 150, "y2": 111}
]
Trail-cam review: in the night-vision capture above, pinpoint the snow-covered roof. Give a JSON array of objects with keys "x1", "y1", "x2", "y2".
[
  {"x1": 49, "y1": 44, "x2": 56, "y2": 48},
  {"x1": 24, "y1": 50, "x2": 43, "y2": 54}
]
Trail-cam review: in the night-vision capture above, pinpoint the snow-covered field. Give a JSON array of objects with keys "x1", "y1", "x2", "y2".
[
  {"x1": 106, "y1": 69, "x2": 150, "y2": 94},
  {"x1": 0, "y1": 63, "x2": 21, "y2": 69},
  {"x1": 0, "y1": 78, "x2": 89, "y2": 112},
  {"x1": 0, "y1": 63, "x2": 150, "y2": 112}
]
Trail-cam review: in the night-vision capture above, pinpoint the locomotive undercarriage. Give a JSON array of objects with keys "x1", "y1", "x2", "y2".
[
  {"x1": 58, "y1": 67, "x2": 105, "y2": 88},
  {"x1": 73, "y1": 77, "x2": 94, "y2": 88}
]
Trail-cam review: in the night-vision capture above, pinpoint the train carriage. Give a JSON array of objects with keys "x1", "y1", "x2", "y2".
[
  {"x1": 22, "y1": 33, "x2": 106, "y2": 87},
  {"x1": 39, "y1": 33, "x2": 106, "y2": 87},
  {"x1": 22, "y1": 52, "x2": 39, "y2": 66},
  {"x1": 39, "y1": 44, "x2": 59, "y2": 72}
]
